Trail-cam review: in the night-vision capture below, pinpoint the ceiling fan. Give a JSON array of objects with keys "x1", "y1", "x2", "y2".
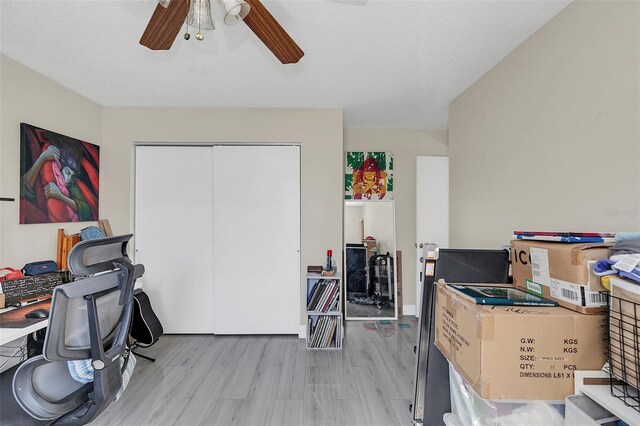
[{"x1": 139, "y1": 0, "x2": 304, "y2": 64}]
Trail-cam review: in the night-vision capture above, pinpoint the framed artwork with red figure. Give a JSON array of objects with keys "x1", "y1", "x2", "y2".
[
  {"x1": 345, "y1": 151, "x2": 393, "y2": 201},
  {"x1": 19, "y1": 123, "x2": 99, "y2": 224}
]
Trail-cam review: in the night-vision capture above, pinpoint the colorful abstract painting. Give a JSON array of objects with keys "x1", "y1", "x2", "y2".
[
  {"x1": 20, "y1": 123, "x2": 100, "y2": 224},
  {"x1": 345, "y1": 152, "x2": 393, "y2": 200}
]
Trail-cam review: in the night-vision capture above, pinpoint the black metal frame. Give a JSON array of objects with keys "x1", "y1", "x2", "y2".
[
  {"x1": 607, "y1": 292, "x2": 640, "y2": 413},
  {"x1": 411, "y1": 246, "x2": 510, "y2": 425}
]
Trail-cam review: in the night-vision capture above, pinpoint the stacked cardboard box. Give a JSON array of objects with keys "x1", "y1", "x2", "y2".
[
  {"x1": 361, "y1": 238, "x2": 377, "y2": 258},
  {"x1": 511, "y1": 240, "x2": 610, "y2": 314},
  {"x1": 434, "y1": 280, "x2": 607, "y2": 401}
]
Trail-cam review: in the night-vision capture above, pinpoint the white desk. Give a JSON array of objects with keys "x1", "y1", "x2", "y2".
[
  {"x1": 0, "y1": 281, "x2": 143, "y2": 347},
  {"x1": 575, "y1": 370, "x2": 640, "y2": 426},
  {"x1": 0, "y1": 304, "x2": 48, "y2": 346}
]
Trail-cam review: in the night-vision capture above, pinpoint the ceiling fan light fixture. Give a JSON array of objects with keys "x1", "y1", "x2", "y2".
[
  {"x1": 220, "y1": 0, "x2": 250, "y2": 25},
  {"x1": 187, "y1": 0, "x2": 215, "y2": 31},
  {"x1": 157, "y1": 0, "x2": 170, "y2": 8}
]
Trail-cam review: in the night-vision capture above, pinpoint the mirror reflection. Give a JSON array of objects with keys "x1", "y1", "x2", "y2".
[{"x1": 344, "y1": 201, "x2": 397, "y2": 319}]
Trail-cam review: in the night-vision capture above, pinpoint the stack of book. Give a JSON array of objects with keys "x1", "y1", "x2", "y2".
[
  {"x1": 448, "y1": 284, "x2": 558, "y2": 306},
  {"x1": 307, "y1": 280, "x2": 340, "y2": 312},
  {"x1": 308, "y1": 316, "x2": 339, "y2": 349},
  {"x1": 307, "y1": 265, "x2": 323, "y2": 274},
  {"x1": 513, "y1": 230, "x2": 615, "y2": 243},
  {"x1": 56, "y1": 229, "x2": 81, "y2": 271}
]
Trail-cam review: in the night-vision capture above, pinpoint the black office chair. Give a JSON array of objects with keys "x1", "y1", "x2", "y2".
[{"x1": 12, "y1": 234, "x2": 144, "y2": 425}]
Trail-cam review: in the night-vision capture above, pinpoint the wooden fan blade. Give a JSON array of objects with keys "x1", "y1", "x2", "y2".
[
  {"x1": 243, "y1": 0, "x2": 304, "y2": 64},
  {"x1": 140, "y1": 0, "x2": 190, "y2": 50}
]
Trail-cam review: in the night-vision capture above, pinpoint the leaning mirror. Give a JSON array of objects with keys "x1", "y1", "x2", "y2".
[{"x1": 344, "y1": 200, "x2": 398, "y2": 319}]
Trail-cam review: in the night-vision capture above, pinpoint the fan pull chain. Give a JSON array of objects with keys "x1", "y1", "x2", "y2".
[
  {"x1": 196, "y1": 0, "x2": 204, "y2": 40},
  {"x1": 184, "y1": 21, "x2": 191, "y2": 40}
]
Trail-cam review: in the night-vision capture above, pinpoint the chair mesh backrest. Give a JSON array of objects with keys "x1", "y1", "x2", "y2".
[
  {"x1": 68, "y1": 235, "x2": 132, "y2": 277},
  {"x1": 44, "y1": 235, "x2": 134, "y2": 361},
  {"x1": 82, "y1": 245, "x2": 126, "y2": 269},
  {"x1": 64, "y1": 290, "x2": 123, "y2": 349},
  {"x1": 45, "y1": 269, "x2": 126, "y2": 360}
]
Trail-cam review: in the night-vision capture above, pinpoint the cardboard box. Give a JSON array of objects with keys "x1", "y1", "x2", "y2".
[
  {"x1": 511, "y1": 240, "x2": 610, "y2": 314},
  {"x1": 434, "y1": 280, "x2": 607, "y2": 401},
  {"x1": 362, "y1": 238, "x2": 377, "y2": 259},
  {"x1": 608, "y1": 277, "x2": 640, "y2": 389}
]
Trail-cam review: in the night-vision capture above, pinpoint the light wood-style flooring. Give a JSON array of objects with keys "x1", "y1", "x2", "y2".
[
  {"x1": 344, "y1": 301, "x2": 395, "y2": 318},
  {"x1": 93, "y1": 318, "x2": 418, "y2": 426}
]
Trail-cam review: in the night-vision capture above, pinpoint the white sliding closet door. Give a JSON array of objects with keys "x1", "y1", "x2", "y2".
[
  {"x1": 135, "y1": 146, "x2": 215, "y2": 334},
  {"x1": 212, "y1": 145, "x2": 300, "y2": 334}
]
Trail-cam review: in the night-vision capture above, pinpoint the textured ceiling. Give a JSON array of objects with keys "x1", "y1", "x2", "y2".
[{"x1": 0, "y1": 0, "x2": 571, "y2": 128}]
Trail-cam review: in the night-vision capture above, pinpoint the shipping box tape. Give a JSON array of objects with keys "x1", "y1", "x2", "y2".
[
  {"x1": 511, "y1": 240, "x2": 610, "y2": 314},
  {"x1": 609, "y1": 276, "x2": 640, "y2": 389},
  {"x1": 434, "y1": 280, "x2": 607, "y2": 401}
]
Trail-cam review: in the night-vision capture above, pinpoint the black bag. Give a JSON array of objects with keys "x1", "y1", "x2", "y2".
[
  {"x1": 27, "y1": 329, "x2": 47, "y2": 358},
  {"x1": 130, "y1": 289, "x2": 164, "y2": 348},
  {"x1": 22, "y1": 260, "x2": 58, "y2": 276}
]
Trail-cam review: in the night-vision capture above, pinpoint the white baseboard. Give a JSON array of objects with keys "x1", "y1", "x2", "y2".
[
  {"x1": 301, "y1": 306, "x2": 415, "y2": 336},
  {"x1": 402, "y1": 304, "x2": 416, "y2": 316}
]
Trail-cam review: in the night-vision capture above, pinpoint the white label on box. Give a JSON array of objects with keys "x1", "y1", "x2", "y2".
[
  {"x1": 585, "y1": 290, "x2": 608, "y2": 307},
  {"x1": 550, "y1": 278, "x2": 581, "y2": 305},
  {"x1": 539, "y1": 356, "x2": 569, "y2": 362},
  {"x1": 525, "y1": 280, "x2": 543, "y2": 297},
  {"x1": 550, "y1": 278, "x2": 608, "y2": 307},
  {"x1": 530, "y1": 248, "x2": 550, "y2": 287}
]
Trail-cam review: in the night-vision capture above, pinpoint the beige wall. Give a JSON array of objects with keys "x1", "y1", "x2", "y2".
[
  {"x1": 0, "y1": 55, "x2": 343, "y2": 328},
  {"x1": 102, "y1": 107, "x2": 343, "y2": 327},
  {"x1": 0, "y1": 55, "x2": 103, "y2": 266},
  {"x1": 344, "y1": 128, "x2": 449, "y2": 309},
  {"x1": 1, "y1": 52, "x2": 450, "y2": 320},
  {"x1": 449, "y1": 1, "x2": 640, "y2": 248}
]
